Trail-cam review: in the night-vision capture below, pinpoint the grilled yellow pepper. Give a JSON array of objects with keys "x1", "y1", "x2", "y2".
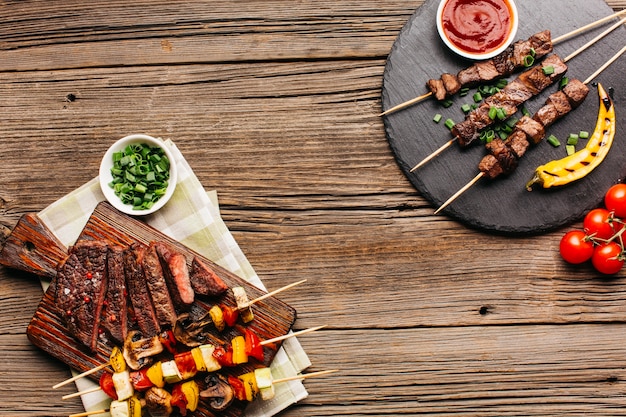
[{"x1": 526, "y1": 83, "x2": 615, "y2": 190}]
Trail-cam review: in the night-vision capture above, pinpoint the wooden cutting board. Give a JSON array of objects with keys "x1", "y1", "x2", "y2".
[
  {"x1": 381, "y1": 0, "x2": 626, "y2": 235},
  {"x1": 2, "y1": 201, "x2": 297, "y2": 417}
]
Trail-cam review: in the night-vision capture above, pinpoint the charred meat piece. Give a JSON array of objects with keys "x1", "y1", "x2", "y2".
[
  {"x1": 505, "y1": 130, "x2": 530, "y2": 158},
  {"x1": 533, "y1": 103, "x2": 559, "y2": 128},
  {"x1": 441, "y1": 73, "x2": 461, "y2": 96},
  {"x1": 545, "y1": 90, "x2": 572, "y2": 118},
  {"x1": 478, "y1": 154, "x2": 504, "y2": 179},
  {"x1": 562, "y1": 78, "x2": 590, "y2": 107},
  {"x1": 518, "y1": 54, "x2": 567, "y2": 95},
  {"x1": 515, "y1": 116, "x2": 545, "y2": 145},
  {"x1": 101, "y1": 245, "x2": 128, "y2": 345},
  {"x1": 427, "y1": 78, "x2": 447, "y2": 101},
  {"x1": 55, "y1": 240, "x2": 109, "y2": 352},
  {"x1": 142, "y1": 242, "x2": 177, "y2": 328},
  {"x1": 154, "y1": 241, "x2": 195, "y2": 309},
  {"x1": 512, "y1": 30, "x2": 552, "y2": 66},
  {"x1": 190, "y1": 256, "x2": 228, "y2": 297},
  {"x1": 124, "y1": 244, "x2": 160, "y2": 337}
]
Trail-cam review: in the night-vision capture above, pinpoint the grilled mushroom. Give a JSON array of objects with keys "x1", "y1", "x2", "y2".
[
  {"x1": 122, "y1": 330, "x2": 163, "y2": 370},
  {"x1": 144, "y1": 386, "x2": 173, "y2": 417},
  {"x1": 173, "y1": 312, "x2": 212, "y2": 347},
  {"x1": 200, "y1": 374, "x2": 234, "y2": 411}
]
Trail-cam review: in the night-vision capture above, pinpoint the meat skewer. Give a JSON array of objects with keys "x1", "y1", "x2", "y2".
[
  {"x1": 379, "y1": 9, "x2": 626, "y2": 116},
  {"x1": 433, "y1": 45, "x2": 626, "y2": 215},
  {"x1": 408, "y1": 17, "x2": 626, "y2": 172}
]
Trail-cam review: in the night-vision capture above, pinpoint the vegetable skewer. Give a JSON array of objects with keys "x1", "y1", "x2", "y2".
[
  {"x1": 434, "y1": 45, "x2": 625, "y2": 214},
  {"x1": 379, "y1": 9, "x2": 626, "y2": 116},
  {"x1": 409, "y1": 17, "x2": 626, "y2": 172}
]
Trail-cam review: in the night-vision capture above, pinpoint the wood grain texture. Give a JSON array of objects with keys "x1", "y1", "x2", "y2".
[{"x1": 1, "y1": 1, "x2": 625, "y2": 416}]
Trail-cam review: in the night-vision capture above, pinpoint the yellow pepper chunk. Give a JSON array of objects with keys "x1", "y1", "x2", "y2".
[
  {"x1": 231, "y1": 335, "x2": 248, "y2": 365},
  {"x1": 180, "y1": 380, "x2": 199, "y2": 412},
  {"x1": 109, "y1": 346, "x2": 126, "y2": 373},
  {"x1": 146, "y1": 361, "x2": 165, "y2": 388},
  {"x1": 238, "y1": 371, "x2": 259, "y2": 402},
  {"x1": 209, "y1": 305, "x2": 225, "y2": 331}
]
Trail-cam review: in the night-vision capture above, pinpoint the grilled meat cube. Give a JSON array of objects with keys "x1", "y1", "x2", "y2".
[
  {"x1": 546, "y1": 90, "x2": 572, "y2": 117},
  {"x1": 499, "y1": 78, "x2": 533, "y2": 104},
  {"x1": 518, "y1": 54, "x2": 567, "y2": 94},
  {"x1": 154, "y1": 242, "x2": 194, "y2": 309},
  {"x1": 452, "y1": 120, "x2": 480, "y2": 147},
  {"x1": 475, "y1": 60, "x2": 501, "y2": 83},
  {"x1": 124, "y1": 244, "x2": 160, "y2": 337},
  {"x1": 457, "y1": 65, "x2": 481, "y2": 87},
  {"x1": 533, "y1": 104, "x2": 560, "y2": 128},
  {"x1": 515, "y1": 116, "x2": 545, "y2": 145},
  {"x1": 562, "y1": 78, "x2": 589, "y2": 107},
  {"x1": 507, "y1": 130, "x2": 530, "y2": 158},
  {"x1": 190, "y1": 256, "x2": 229, "y2": 297},
  {"x1": 512, "y1": 30, "x2": 553, "y2": 66},
  {"x1": 101, "y1": 245, "x2": 128, "y2": 345},
  {"x1": 492, "y1": 47, "x2": 516, "y2": 75},
  {"x1": 142, "y1": 242, "x2": 177, "y2": 328},
  {"x1": 427, "y1": 78, "x2": 447, "y2": 101},
  {"x1": 441, "y1": 73, "x2": 461, "y2": 96},
  {"x1": 478, "y1": 154, "x2": 504, "y2": 179},
  {"x1": 55, "y1": 240, "x2": 109, "y2": 352}
]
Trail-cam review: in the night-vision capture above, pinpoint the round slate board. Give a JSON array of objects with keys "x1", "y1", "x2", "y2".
[{"x1": 382, "y1": 0, "x2": 626, "y2": 235}]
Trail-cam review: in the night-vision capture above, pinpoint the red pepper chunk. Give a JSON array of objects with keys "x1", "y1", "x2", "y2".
[
  {"x1": 228, "y1": 375, "x2": 247, "y2": 402},
  {"x1": 174, "y1": 351, "x2": 197, "y2": 380},
  {"x1": 129, "y1": 368, "x2": 154, "y2": 392},
  {"x1": 212, "y1": 344, "x2": 235, "y2": 367},
  {"x1": 244, "y1": 329, "x2": 264, "y2": 362},
  {"x1": 159, "y1": 329, "x2": 178, "y2": 354},
  {"x1": 99, "y1": 372, "x2": 118, "y2": 400},
  {"x1": 171, "y1": 384, "x2": 189, "y2": 416},
  {"x1": 220, "y1": 304, "x2": 239, "y2": 327}
]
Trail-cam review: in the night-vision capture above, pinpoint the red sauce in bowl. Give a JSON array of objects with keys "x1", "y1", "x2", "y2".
[{"x1": 440, "y1": 0, "x2": 514, "y2": 55}]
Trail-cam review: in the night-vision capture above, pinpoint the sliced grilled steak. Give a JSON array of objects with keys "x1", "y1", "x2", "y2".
[
  {"x1": 154, "y1": 242, "x2": 194, "y2": 309},
  {"x1": 142, "y1": 242, "x2": 178, "y2": 328},
  {"x1": 101, "y1": 245, "x2": 128, "y2": 345},
  {"x1": 124, "y1": 244, "x2": 160, "y2": 336},
  {"x1": 55, "y1": 240, "x2": 109, "y2": 352},
  {"x1": 190, "y1": 256, "x2": 228, "y2": 297}
]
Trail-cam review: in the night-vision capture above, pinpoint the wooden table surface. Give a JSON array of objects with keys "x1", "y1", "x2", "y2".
[{"x1": 1, "y1": 1, "x2": 626, "y2": 416}]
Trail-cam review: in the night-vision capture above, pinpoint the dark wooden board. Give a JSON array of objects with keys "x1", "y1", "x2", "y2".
[
  {"x1": 25, "y1": 202, "x2": 297, "y2": 417},
  {"x1": 381, "y1": 0, "x2": 626, "y2": 235}
]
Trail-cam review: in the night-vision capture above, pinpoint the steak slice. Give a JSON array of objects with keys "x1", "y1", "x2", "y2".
[
  {"x1": 124, "y1": 244, "x2": 160, "y2": 336},
  {"x1": 190, "y1": 256, "x2": 228, "y2": 297},
  {"x1": 143, "y1": 242, "x2": 178, "y2": 328},
  {"x1": 101, "y1": 245, "x2": 128, "y2": 345},
  {"x1": 154, "y1": 242, "x2": 194, "y2": 310},
  {"x1": 55, "y1": 240, "x2": 109, "y2": 352}
]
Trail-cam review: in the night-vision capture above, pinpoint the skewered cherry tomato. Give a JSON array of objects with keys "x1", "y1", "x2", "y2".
[
  {"x1": 559, "y1": 230, "x2": 595, "y2": 264},
  {"x1": 583, "y1": 208, "x2": 615, "y2": 240},
  {"x1": 591, "y1": 242, "x2": 624, "y2": 275},
  {"x1": 129, "y1": 368, "x2": 154, "y2": 391},
  {"x1": 605, "y1": 184, "x2": 626, "y2": 218}
]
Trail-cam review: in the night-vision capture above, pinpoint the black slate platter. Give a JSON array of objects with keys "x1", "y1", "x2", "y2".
[{"x1": 382, "y1": 0, "x2": 626, "y2": 235}]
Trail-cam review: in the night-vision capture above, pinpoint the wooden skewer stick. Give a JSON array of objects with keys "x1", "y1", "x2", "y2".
[
  {"x1": 63, "y1": 386, "x2": 102, "y2": 400},
  {"x1": 379, "y1": 9, "x2": 626, "y2": 117},
  {"x1": 53, "y1": 362, "x2": 110, "y2": 389},
  {"x1": 407, "y1": 22, "x2": 625, "y2": 173},
  {"x1": 261, "y1": 325, "x2": 327, "y2": 346},
  {"x1": 433, "y1": 44, "x2": 626, "y2": 215},
  {"x1": 245, "y1": 279, "x2": 307, "y2": 307},
  {"x1": 69, "y1": 409, "x2": 108, "y2": 417},
  {"x1": 273, "y1": 369, "x2": 339, "y2": 384}
]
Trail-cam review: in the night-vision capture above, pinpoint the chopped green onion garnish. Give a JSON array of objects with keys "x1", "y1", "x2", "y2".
[
  {"x1": 433, "y1": 113, "x2": 442, "y2": 123},
  {"x1": 579, "y1": 130, "x2": 589, "y2": 139},
  {"x1": 459, "y1": 87, "x2": 470, "y2": 97},
  {"x1": 461, "y1": 103, "x2": 471, "y2": 114},
  {"x1": 488, "y1": 106, "x2": 498, "y2": 120},
  {"x1": 522, "y1": 106, "x2": 530, "y2": 117},
  {"x1": 542, "y1": 65, "x2": 555, "y2": 75},
  {"x1": 523, "y1": 55, "x2": 535, "y2": 67},
  {"x1": 442, "y1": 99, "x2": 454, "y2": 108},
  {"x1": 567, "y1": 133, "x2": 579, "y2": 146},
  {"x1": 496, "y1": 107, "x2": 507, "y2": 120},
  {"x1": 547, "y1": 134, "x2": 560, "y2": 147},
  {"x1": 559, "y1": 77, "x2": 569, "y2": 90},
  {"x1": 444, "y1": 118, "x2": 455, "y2": 130},
  {"x1": 496, "y1": 79, "x2": 508, "y2": 89},
  {"x1": 109, "y1": 142, "x2": 171, "y2": 211},
  {"x1": 473, "y1": 92, "x2": 483, "y2": 103},
  {"x1": 566, "y1": 144, "x2": 576, "y2": 155}
]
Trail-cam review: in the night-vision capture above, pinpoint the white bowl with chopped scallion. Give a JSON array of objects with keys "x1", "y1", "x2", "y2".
[{"x1": 99, "y1": 134, "x2": 177, "y2": 215}]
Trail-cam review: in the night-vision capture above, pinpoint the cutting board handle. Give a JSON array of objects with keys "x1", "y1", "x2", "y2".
[{"x1": 0, "y1": 213, "x2": 67, "y2": 279}]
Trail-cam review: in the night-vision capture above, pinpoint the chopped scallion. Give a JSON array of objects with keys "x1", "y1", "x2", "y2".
[
  {"x1": 566, "y1": 145, "x2": 576, "y2": 155},
  {"x1": 433, "y1": 113, "x2": 443, "y2": 123},
  {"x1": 473, "y1": 92, "x2": 483, "y2": 103},
  {"x1": 444, "y1": 118, "x2": 455, "y2": 130},
  {"x1": 547, "y1": 134, "x2": 560, "y2": 147},
  {"x1": 542, "y1": 65, "x2": 555, "y2": 75},
  {"x1": 567, "y1": 133, "x2": 579, "y2": 146},
  {"x1": 579, "y1": 130, "x2": 589, "y2": 139}
]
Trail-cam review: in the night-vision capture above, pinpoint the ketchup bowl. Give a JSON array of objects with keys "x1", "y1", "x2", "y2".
[{"x1": 436, "y1": 0, "x2": 518, "y2": 60}]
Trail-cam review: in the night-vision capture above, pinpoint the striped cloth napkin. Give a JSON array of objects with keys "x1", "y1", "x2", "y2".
[{"x1": 38, "y1": 138, "x2": 310, "y2": 417}]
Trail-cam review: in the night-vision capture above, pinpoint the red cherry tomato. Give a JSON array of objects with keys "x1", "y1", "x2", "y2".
[
  {"x1": 559, "y1": 230, "x2": 594, "y2": 264},
  {"x1": 99, "y1": 372, "x2": 118, "y2": 400},
  {"x1": 605, "y1": 184, "x2": 626, "y2": 218},
  {"x1": 583, "y1": 208, "x2": 615, "y2": 240},
  {"x1": 591, "y1": 242, "x2": 624, "y2": 275}
]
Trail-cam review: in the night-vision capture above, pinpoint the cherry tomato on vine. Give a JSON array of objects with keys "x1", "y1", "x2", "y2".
[
  {"x1": 583, "y1": 208, "x2": 615, "y2": 240},
  {"x1": 559, "y1": 230, "x2": 594, "y2": 264},
  {"x1": 591, "y1": 242, "x2": 624, "y2": 275},
  {"x1": 605, "y1": 184, "x2": 626, "y2": 218}
]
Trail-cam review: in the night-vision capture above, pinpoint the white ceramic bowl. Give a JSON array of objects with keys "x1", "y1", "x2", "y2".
[
  {"x1": 436, "y1": 0, "x2": 518, "y2": 60},
  {"x1": 99, "y1": 134, "x2": 177, "y2": 216}
]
